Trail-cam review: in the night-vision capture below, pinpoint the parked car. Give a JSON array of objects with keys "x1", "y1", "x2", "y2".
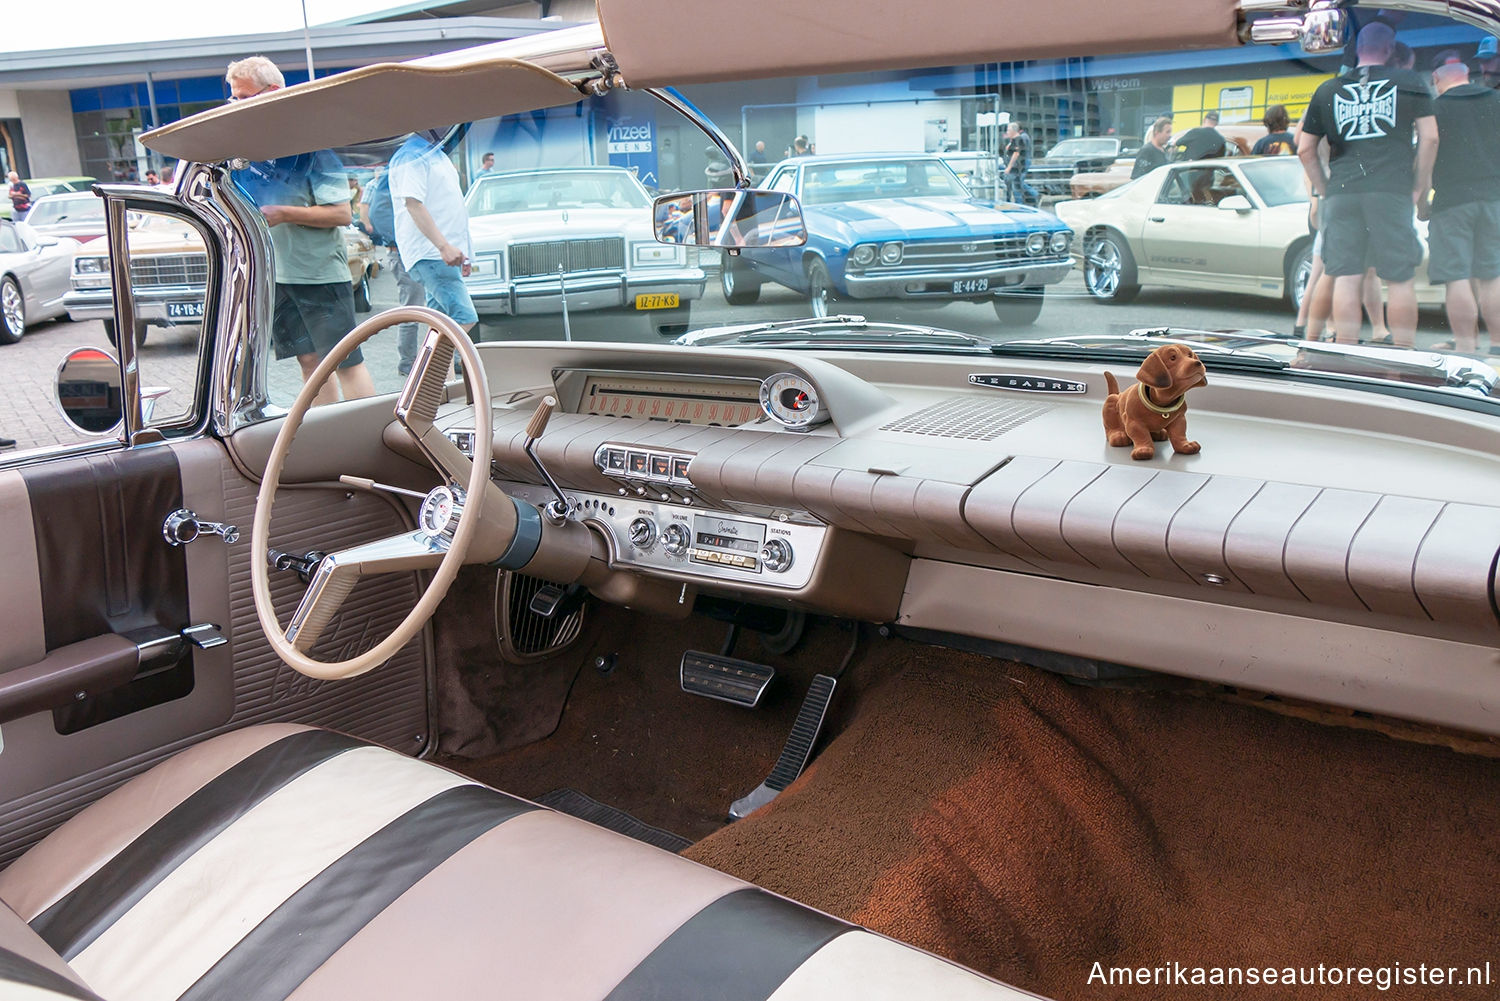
[
  {"x1": 1068, "y1": 123, "x2": 1267, "y2": 198},
  {"x1": 1055, "y1": 155, "x2": 1439, "y2": 310},
  {"x1": 21, "y1": 191, "x2": 109, "y2": 244},
  {"x1": 65, "y1": 217, "x2": 380, "y2": 346},
  {"x1": 1024, "y1": 135, "x2": 1140, "y2": 197},
  {"x1": 463, "y1": 165, "x2": 705, "y2": 337},
  {"x1": 0, "y1": 218, "x2": 78, "y2": 343},
  {"x1": 0, "y1": 176, "x2": 95, "y2": 220},
  {"x1": 936, "y1": 150, "x2": 1003, "y2": 199},
  {"x1": 725, "y1": 153, "x2": 1072, "y2": 323}
]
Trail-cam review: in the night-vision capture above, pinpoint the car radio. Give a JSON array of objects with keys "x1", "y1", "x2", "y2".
[{"x1": 689, "y1": 515, "x2": 767, "y2": 572}]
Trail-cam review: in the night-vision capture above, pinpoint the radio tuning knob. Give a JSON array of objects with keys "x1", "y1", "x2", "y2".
[
  {"x1": 628, "y1": 517, "x2": 657, "y2": 550},
  {"x1": 762, "y1": 538, "x2": 794, "y2": 573},
  {"x1": 661, "y1": 523, "x2": 690, "y2": 556}
]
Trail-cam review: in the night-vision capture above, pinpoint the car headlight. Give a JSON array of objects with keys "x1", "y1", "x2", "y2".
[
  {"x1": 633, "y1": 243, "x2": 682, "y2": 267},
  {"x1": 1049, "y1": 231, "x2": 1070, "y2": 254},
  {"x1": 849, "y1": 244, "x2": 878, "y2": 268},
  {"x1": 1026, "y1": 232, "x2": 1047, "y2": 255},
  {"x1": 466, "y1": 253, "x2": 504, "y2": 281},
  {"x1": 879, "y1": 242, "x2": 904, "y2": 265},
  {"x1": 74, "y1": 257, "x2": 106, "y2": 274}
]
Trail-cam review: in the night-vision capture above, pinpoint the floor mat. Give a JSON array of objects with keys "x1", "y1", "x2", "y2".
[
  {"x1": 537, "y1": 788, "x2": 691, "y2": 853},
  {"x1": 683, "y1": 652, "x2": 1500, "y2": 1001}
]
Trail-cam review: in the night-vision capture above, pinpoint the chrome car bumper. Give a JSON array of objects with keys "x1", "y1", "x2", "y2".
[
  {"x1": 841, "y1": 259, "x2": 1073, "y2": 299},
  {"x1": 63, "y1": 285, "x2": 205, "y2": 325},
  {"x1": 466, "y1": 268, "x2": 706, "y2": 316}
]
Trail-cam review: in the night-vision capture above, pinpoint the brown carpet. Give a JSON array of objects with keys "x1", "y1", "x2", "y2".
[{"x1": 683, "y1": 650, "x2": 1500, "y2": 1000}]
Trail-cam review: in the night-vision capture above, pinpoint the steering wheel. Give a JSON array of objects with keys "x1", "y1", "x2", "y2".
[{"x1": 250, "y1": 306, "x2": 500, "y2": 681}]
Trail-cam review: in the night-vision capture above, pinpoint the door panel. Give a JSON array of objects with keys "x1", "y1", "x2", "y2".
[{"x1": 0, "y1": 437, "x2": 431, "y2": 866}]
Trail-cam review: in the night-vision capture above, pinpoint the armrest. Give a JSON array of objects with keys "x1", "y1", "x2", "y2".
[{"x1": 0, "y1": 635, "x2": 141, "y2": 726}]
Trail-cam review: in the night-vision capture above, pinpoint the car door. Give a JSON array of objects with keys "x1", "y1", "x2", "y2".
[
  {"x1": 0, "y1": 183, "x2": 433, "y2": 867},
  {"x1": 1137, "y1": 165, "x2": 1263, "y2": 293}
]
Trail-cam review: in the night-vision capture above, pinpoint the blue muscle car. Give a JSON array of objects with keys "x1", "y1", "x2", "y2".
[{"x1": 722, "y1": 153, "x2": 1073, "y2": 324}]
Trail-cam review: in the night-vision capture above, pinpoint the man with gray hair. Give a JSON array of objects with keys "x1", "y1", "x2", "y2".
[
  {"x1": 1299, "y1": 21, "x2": 1436, "y2": 347},
  {"x1": 1424, "y1": 52, "x2": 1500, "y2": 353},
  {"x1": 226, "y1": 56, "x2": 375, "y2": 405}
]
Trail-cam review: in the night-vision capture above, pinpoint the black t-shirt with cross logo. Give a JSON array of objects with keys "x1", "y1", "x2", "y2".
[{"x1": 1302, "y1": 65, "x2": 1434, "y2": 195}]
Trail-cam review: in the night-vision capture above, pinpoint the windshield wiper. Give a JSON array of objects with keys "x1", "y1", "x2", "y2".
[{"x1": 710, "y1": 315, "x2": 872, "y2": 337}]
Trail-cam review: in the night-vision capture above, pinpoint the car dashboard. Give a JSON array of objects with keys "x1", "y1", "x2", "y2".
[{"x1": 410, "y1": 338, "x2": 1500, "y2": 737}]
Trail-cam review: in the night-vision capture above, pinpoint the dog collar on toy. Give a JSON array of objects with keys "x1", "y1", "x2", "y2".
[{"x1": 1136, "y1": 382, "x2": 1185, "y2": 416}]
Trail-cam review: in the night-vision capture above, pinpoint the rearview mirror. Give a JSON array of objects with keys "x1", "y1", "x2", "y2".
[
  {"x1": 653, "y1": 189, "x2": 807, "y2": 248},
  {"x1": 55, "y1": 346, "x2": 123, "y2": 435}
]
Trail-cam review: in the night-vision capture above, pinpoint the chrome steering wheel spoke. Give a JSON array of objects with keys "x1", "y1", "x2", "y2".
[
  {"x1": 284, "y1": 530, "x2": 446, "y2": 652},
  {"x1": 395, "y1": 326, "x2": 474, "y2": 486}
]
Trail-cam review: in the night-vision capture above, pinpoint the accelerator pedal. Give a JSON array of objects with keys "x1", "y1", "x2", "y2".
[
  {"x1": 680, "y1": 651, "x2": 775, "y2": 708},
  {"x1": 729, "y1": 673, "x2": 837, "y2": 820}
]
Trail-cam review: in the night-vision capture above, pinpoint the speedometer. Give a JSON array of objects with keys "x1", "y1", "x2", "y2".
[{"x1": 759, "y1": 373, "x2": 829, "y2": 430}]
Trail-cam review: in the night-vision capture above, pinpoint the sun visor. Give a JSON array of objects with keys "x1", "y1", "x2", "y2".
[
  {"x1": 598, "y1": 0, "x2": 1243, "y2": 88},
  {"x1": 143, "y1": 59, "x2": 583, "y2": 163}
]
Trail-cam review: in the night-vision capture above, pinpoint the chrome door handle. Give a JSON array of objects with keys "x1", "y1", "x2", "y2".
[
  {"x1": 163, "y1": 508, "x2": 240, "y2": 546},
  {"x1": 1148, "y1": 216, "x2": 1165, "y2": 223}
]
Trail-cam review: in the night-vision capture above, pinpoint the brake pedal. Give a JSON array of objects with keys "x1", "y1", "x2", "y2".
[
  {"x1": 729, "y1": 673, "x2": 837, "y2": 820},
  {"x1": 680, "y1": 651, "x2": 775, "y2": 708}
]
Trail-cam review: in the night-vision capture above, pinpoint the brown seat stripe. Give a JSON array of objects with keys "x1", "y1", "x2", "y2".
[
  {"x1": 602, "y1": 889, "x2": 851, "y2": 1001},
  {"x1": 0, "y1": 946, "x2": 102, "y2": 1001},
  {"x1": 178, "y1": 784, "x2": 534, "y2": 1001},
  {"x1": 32, "y1": 729, "x2": 365, "y2": 960}
]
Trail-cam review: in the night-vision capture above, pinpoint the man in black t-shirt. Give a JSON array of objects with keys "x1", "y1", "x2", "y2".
[
  {"x1": 1003, "y1": 122, "x2": 1037, "y2": 205},
  {"x1": 1426, "y1": 56, "x2": 1500, "y2": 352},
  {"x1": 1132, "y1": 117, "x2": 1173, "y2": 179},
  {"x1": 1172, "y1": 111, "x2": 1228, "y2": 161},
  {"x1": 1298, "y1": 21, "x2": 1436, "y2": 347}
]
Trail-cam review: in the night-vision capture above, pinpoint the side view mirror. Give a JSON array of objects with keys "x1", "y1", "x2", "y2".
[
  {"x1": 1218, "y1": 195, "x2": 1253, "y2": 213},
  {"x1": 55, "y1": 346, "x2": 123, "y2": 435},
  {"x1": 653, "y1": 189, "x2": 807, "y2": 248}
]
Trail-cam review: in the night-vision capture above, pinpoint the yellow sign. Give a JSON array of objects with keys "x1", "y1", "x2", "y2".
[
  {"x1": 1172, "y1": 72, "x2": 1331, "y2": 126},
  {"x1": 635, "y1": 293, "x2": 680, "y2": 310}
]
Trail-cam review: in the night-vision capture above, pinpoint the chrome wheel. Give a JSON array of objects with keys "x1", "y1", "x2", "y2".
[
  {"x1": 0, "y1": 277, "x2": 24, "y2": 344},
  {"x1": 1289, "y1": 245, "x2": 1313, "y2": 312},
  {"x1": 1085, "y1": 238, "x2": 1121, "y2": 298}
]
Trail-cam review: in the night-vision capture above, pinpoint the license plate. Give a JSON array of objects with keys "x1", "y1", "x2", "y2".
[
  {"x1": 635, "y1": 293, "x2": 679, "y2": 310},
  {"x1": 166, "y1": 300, "x2": 204, "y2": 319},
  {"x1": 953, "y1": 278, "x2": 990, "y2": 294}
]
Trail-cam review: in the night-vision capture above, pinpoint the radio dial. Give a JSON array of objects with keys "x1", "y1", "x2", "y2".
[
  {"x1": 762, "y1": 538, "x2": 794, "y2": 573},
  {"x1": 661, "y1": 523, "x2": 690, "y2": 556},
  {"x1": 628, "y1": 517, "x2": 658, "y2": 550}
]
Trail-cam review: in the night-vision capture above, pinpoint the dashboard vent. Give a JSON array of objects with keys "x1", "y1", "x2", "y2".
[{"x1": 879, "y1": 397, "x2": 1052, "y2": 441}]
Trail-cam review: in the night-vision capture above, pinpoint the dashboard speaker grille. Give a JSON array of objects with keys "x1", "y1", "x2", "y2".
[
  {"x1": 500, "y1": 571, "x2": 585, "y2": 660},
  {"x1": 879, "y1": 397, "x2": 1052, "y2": 441}
]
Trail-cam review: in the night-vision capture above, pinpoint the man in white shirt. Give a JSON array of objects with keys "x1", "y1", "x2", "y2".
[{"x1": 390, "y1": 134, "x2": 477, "y2": 334}]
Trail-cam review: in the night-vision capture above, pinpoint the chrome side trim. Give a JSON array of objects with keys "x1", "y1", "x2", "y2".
[
  {"x1": 645, "y1": 87, "x2": 752, "y2": 188},
  {"x1": 104, "y1": 198, "x2": 142, "y2": 439}
]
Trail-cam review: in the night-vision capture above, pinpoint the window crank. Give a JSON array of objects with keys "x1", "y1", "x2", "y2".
[{"x1": 162, "y1": 508, "x2": 240, "y2": 546}]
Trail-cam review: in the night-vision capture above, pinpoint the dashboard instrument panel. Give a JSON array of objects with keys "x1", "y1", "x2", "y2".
[{"x1": 574, "y1": 372, "x2": 764, "y2": 426}]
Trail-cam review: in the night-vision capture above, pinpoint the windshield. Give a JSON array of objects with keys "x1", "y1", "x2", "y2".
[
  {"x1": 468, "y1": 169, "x2": 650, "y2": 216},
  {"x1": 217, "y1": 9, "x2": 1499, "y2": 416},
  {"x1": 25, "y1": 195, "x2": 104, "y2": 226},
  {"x1": 797, "y1": 160, "x2": 971, "y2": 204},
  {"x1": 1047, "y1": 139, "x2": 1118, "y2": 158}
]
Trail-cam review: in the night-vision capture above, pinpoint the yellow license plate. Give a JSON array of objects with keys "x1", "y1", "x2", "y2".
[{"x1": 635, "y1": 293, "x2": 680, "y2": 310}]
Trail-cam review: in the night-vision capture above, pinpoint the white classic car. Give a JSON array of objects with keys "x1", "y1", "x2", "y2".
[
  {"x1": 463, "y1": 165, "x2": 705, "y2": 337},
  {"x1": 1, "y1": 3, "x2": 1498, "y2": 1001},
  {"x1": 0, "y1": 218, "x2": 78, "y2": 344}
]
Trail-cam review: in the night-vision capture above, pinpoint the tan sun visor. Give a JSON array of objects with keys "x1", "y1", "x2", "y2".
[
  {"x1": 143, "y1": 59, "x2": 583, "y2": 163},
  {"x1": 598, "y1": 0, "x2": 1242, "y2": 88}
]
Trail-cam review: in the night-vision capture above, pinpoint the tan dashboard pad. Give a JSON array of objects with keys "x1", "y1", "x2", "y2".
[{"x1": 250, "y1": 308, "x2": 497, "y2": 682}]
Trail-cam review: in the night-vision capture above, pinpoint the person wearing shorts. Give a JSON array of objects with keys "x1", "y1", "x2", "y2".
[
  {"x1": 227, "y1": 57, "x2": 375, "y2": 406},
  {"x1": 391, "y1": 134, "x2": 478, "y2": 342},
  {"x1": 1426, "y1": 55, "x2": 1500, "y2": 353},
  {"x1": 1298, "y1": 22, "x2": 1436, "y2": 348}
]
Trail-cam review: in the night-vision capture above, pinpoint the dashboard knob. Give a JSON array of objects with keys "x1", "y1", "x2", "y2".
[
  {"x1": 628, "y1": 517, "x2": 658, "y2": 550},
  {"x1": 762, "y1": 538, "x2": 794, "y2": 573},
  {"x1": 661, "y1": 523, "x2": 690, "y2": 556}
]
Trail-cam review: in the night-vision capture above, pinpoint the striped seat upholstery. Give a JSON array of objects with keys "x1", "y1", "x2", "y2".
[{"x1": 0, "y1": 725, "x2": 1035, "y2": 1001}]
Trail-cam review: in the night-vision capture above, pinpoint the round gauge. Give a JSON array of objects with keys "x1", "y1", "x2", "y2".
[
  {"x1": 418, "y1": 486, "x2": 463, "y2": 539},
  {"x1": 759, "y1": 372, "x2": 828, "y2": 430}
]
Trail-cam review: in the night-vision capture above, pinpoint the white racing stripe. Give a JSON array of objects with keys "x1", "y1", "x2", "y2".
[
  {"x1": 766, "y1": 931, "x2": 1036, "y2": 1001},
  {"x1": 69, "y1": 747, "x2": 470, "y2": 1001}
]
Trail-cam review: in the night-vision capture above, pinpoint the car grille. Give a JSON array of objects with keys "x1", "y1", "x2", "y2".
[
  {"x1": 509, "y1": 238, "x2": 625, "y2": 279},
  {"x1": 880, "y1": 237, "x2": 1054, "y2": 270},
  {"x1": 129, "y1": 253, "x2": 208, "y2": 288}
]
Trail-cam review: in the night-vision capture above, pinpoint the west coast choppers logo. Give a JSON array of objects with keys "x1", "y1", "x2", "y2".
[{"x1": 1333, "y1": 77, "x2": 1399, "y2": 140}]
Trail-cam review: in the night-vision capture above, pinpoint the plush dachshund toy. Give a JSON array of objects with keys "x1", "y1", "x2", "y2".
[{"x1": 1102, "y1": 344, "x2": 1208, "y2": 460}]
